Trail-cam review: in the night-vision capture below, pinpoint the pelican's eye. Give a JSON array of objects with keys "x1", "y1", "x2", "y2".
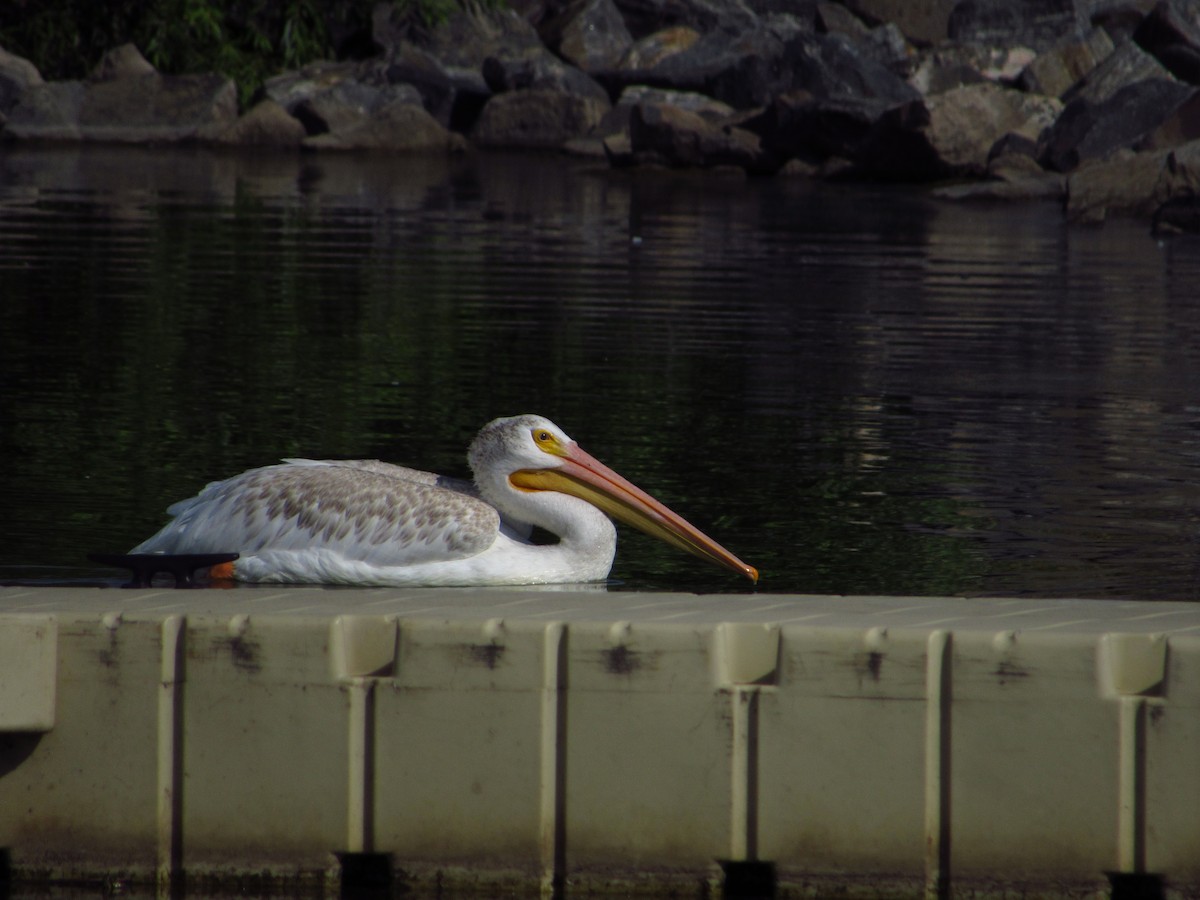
[{"x1": 532, "y1": 428, "x2": 564, "y2": 455}]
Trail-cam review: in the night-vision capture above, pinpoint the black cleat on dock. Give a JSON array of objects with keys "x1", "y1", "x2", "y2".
[{"x1": 89, "y1": 553, "x2": 239, "y2": 588}]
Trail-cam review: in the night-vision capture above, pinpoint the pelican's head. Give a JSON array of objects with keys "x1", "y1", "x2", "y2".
[{"x1": 469, "y1": 414, "x2": 758, "y2": 583}]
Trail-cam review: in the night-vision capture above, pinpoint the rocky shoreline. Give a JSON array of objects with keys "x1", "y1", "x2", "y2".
[{"x1": 4, "y1": 0, "x2": 1200, "y2": 228}]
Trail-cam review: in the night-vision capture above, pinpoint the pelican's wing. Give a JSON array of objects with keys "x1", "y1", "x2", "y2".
[
  {"x1": 133, "y1": 461, "x2": 501, "y2": 565},
  {"x1": 282, "y1": 459, "x2": 533, "y2": 540},
  {"x1": 282, "y1": 458, "x2": 481, "y2": 499}
]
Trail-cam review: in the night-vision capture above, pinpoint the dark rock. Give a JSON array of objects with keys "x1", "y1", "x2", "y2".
[
  {"x1": 1156, "y1": 42, "x2": 1200, "y2": 81},
  {"x1": 782, "y1": 30, "x2": 921, "y2": 104},
  {"x1": 908, "y1": 44, "x2": 1035, "y2": 95},
  {"x1": 482, "y1": 50, "x2": 610, "y2": 103},
  {"x1": 209, "y1": 99, "x2": 306, "y2": 147},
  {"x1": 2, "y1": 81, "x2": 83, "y2": 140},
  {"x1": 1065, "y1": 140, "x2": 1200, "y2": 221},
  {"x1": 540, "y1": 0, "x2": 634, "y2": 71},
  {"x1": 840, "y1": 0, "x2": 959, "y2": 44},
  {"x1": 303, "y1": 98, "x2": 465, "y2": 151},
  {"x1": 933, "y1": 156, "x2": 1066, "y2": 200},
  {"x1": 1092, "y1": 2, "x2": 1156, "y2": 42},
  {"x1": 612, "y1": 0, "x2": 759, "y2": 39},
  {"x1": 0, "y1": 46, "x2": 43, "y2": 117},
  {"x1": 1133, "y1": 0, "x2": 1200, "y2": 81},
  {"x1": 745, "y1": 88, "x2": 882, "y2": 163},
  {"x1": 471, "y1": 88, "x2": 610, "y2": 147},
  {"x1": 988, "y1": 130, "x2": 1039, "y2": 161},
  {"x1": 5, "y1": 73, "x2": 237, "y2": 143},
  {"x1": 1040, "y1": 76, "x2": 1196, "y2": 170},
  {"x1": 1063, "y1": 36, "x2": 1174, "y2": 104},
  {"x1": 88, "y1": 44, "x2": 156, "y2": 81},
  {"x1": 563, "y1": 134, "x2": 609, "y2": 155},
  {"x1": 816, "y1": 2, "x2": 870, "y2": 38},
  {"x1": 383, "y1": 44, "x2": 491, "y2": 131},
  {"x1": 988, "y1": 148, "x2": 1058, "y2": 181},
  {"x1": 859, "y1": 23, "x2": 917, "y2": 74},
  {"x1": 263, "y1": 61, "x2": 367, "y2": 114},
  {"x1": 617, "y1": 26, "x2": 703, "y2": 68},
  {"x1": 862, "y1": 81, "x2": 1061, "y2": 178},
  {"x1": 948, "y1": 0, "x2": 1086, "y2": 52},
  {"x1": 626, "y1": 99, "x2": 771, "y2": 169},
  {"x1": 743, "y1": 0, "x2": 817, "y2": 20},
  {"x1": 612, "y1": 25, "x2": 788, "y2": 108},
  {"x1": 1138, "y1": 88, "x2": 1200, "y2": 147},
  {"x1": 372, "y1": 3, "x2": 543, "y2": 69},
  {"x1": 739, "y1": 30, "x2": 922, "y2": 163},
  {"x1": 619, "y1": 84, "x2": 738, "y2": 120},
  {"x1": 593, "y1": 84, "x2": 736, "y2": 139},
  {"x1": 1153, "y1": 192, "x2": 1200, "y2": 231},
  {"x1": 602, "y1": 130, "x2": 637, "y2": 164},
  {"x1": 294, "y1": 79, "x2": 424, "y2": 135},
  {"x1": 1019, "y1": 26, "x2": 1115, "y2": 96}
]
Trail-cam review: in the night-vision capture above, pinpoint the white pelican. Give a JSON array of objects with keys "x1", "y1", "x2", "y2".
[{"x1": 131, "y1": 414, "x2": 758, "y2": 587}]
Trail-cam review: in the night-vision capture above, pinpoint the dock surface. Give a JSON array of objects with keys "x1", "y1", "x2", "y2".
[{"x1": 1, "y1": 585, "x2": 1197, "y2": 897}]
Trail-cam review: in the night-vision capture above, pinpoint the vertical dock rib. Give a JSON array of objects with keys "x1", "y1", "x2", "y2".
[
  {"x1": 157, "y1": 615, "x2": 185, "y2": 893},
  {"x1": 729, "y1": 686, "x2": 759, "y2": 862},
  {"x1": 924, "y1": 630, "x2": 951, "y2": 900},
  {"x1": 346, "y1": 678, "x2": 376, "y2": 854},
  {"x1": 540, "y1": 623, "x2": 567, "y2": 897},
  {"x1": 1116, "y1": 695, "x2": 1146, "y2": 873}
]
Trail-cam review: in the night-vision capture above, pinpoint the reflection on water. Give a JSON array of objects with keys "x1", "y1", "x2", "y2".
[{"x1": 3, "y1": 146, "x2": 1200, "y2": 599}]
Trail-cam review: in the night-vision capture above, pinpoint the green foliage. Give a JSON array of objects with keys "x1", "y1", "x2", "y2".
[{"x1": 0, "y1": 0, "x2": 381, "y2": 107}]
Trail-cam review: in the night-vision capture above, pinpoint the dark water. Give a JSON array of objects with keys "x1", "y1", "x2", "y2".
[{"x1": 3, "y1": 145, "x2": 1200, "y2": 599}]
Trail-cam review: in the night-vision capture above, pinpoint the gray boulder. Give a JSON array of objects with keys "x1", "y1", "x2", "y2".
[
  {"x1": 1062, "y1": 37, "x2": 1174, "y2": 105},
  {"x1": 908, "y1": 44, "x2": 1036, "y2": 95},
  {"x1": 599, "y1": 24, "x2": 788, "y2": 108},
  {"x1": 857, "y1": 22, "x2": 917, "y2": 75},
  {"x1": 208, "y1": 99, "x2": 307, "y2": 146},
  {"x1": 1040, "y1": 77, "x2": 1197, "y2": 170},
  {"x1": 612, "y1": 0, "x2": 759, "y2": 39},
  {"x1": 738, "y1": 29, "x2": 921, "y2": 163},
  {"x1": 482, "y1": 49, "x2": 610, "y2": 102},
  {"x1": 0, "y1": 45, "x2": 43, "y2": 117},
  {"x1": 303, "y1": 98, "x2": 465, "y2": 151},
  {"x1": 471, "y1": 88, "x2": 610, "y2": 147},
  {"x1": 1019, "y1": 27, "x2": 1115, "y2": 97},
  {"x1": 617, "y1": 26, "x2": 703, "y2": 68},
  {"x1": 1133, "y1": 0, "x2": 1200, "y2": 82},
  {"x1": 5, "y1": 72, "x2": 237, "y2": 142},
  {"x1": 295, "y1": 80, "x2": 424, "y2": 135},
  {"x1": 382, "y1": 45, "x2": 491, "y2": 131},
  {"x1": 540, "y1": 0, "x2": 634, "y2": 71},
  {"x1": 1137, "y1": 89, "x2": 1200, "y2": 148},
  {"x1": 265, "y1": 60, "x2": 438, "y2": 139},
  {"x1": 373, "y1": 3, "x2": 543, "y2": 69},
  {"x1": 933, "y1": 153, "x2": 1066, "y2": 201},
  {"x1": 89, "y1": 43, "x2": 157, "y2": 81},
  {"x1": 947, "y1": 0, "x2": 1086, "y2": 52},
  {"x1": 1065, "y1": 140, "x2": 1200, "y2": 221},
  {"x1": 624, "y1": 100, "x2": 769, "y2": 168},
  {"x1": 263, "y1": 61, "x2": 368, "y2": 116},
  {"x1": 839, "y1": 0, "x2": 959, "y2": 44},
  {"x1": 862, "y1": 81, "x2": 1061, "y2": 179},
  {"x1": 780, "y1": 30, "x2": 921, "y2": 105},
  {"x1": 591, "y1": 84, "x2": 736, "y2": 143}
]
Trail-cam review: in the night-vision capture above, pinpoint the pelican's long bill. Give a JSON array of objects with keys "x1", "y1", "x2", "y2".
[{"x1": 509, "y1": 442, "x2": 759, "y2": 583}]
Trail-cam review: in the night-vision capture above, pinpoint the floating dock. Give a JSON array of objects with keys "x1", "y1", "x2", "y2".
[{"x1": 0, "y1": 586, "x2": 1197, "y2": 898}]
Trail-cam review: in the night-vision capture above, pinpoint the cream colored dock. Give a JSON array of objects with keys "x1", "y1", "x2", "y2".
[{"x1": 0, "y1": 585, "x2": 1197, "y2": 898}]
